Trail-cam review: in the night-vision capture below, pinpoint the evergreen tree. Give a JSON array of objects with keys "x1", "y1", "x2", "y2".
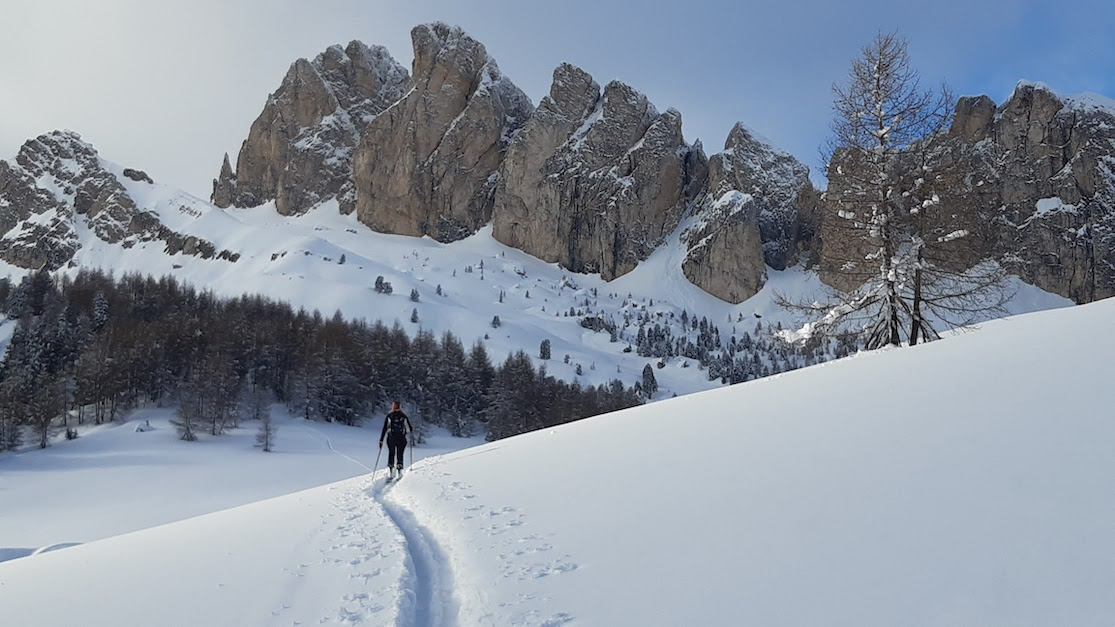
[
  {"x1": 485, "y1": 351, "x2": 538, "y2": 440},
  {"x1": 92, "y1": 290, "x2": 109, "y2": 331},
  {"x1": 466, "y1": 340, "x2": 495, "y2": 421},
  {"x1": 641, "y1": 363, "x2": 658, "y2": 398},
  {"x1": 437, "y1": 331, "x2": 473, "y2": 436}
]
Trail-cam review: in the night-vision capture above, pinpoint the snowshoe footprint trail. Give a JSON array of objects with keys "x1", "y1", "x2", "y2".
[{"x1": 372, "y1": 477, "x2": 460, "y2": 627}]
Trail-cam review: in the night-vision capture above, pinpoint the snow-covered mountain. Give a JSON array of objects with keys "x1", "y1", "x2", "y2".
[
  {"x1": 0, "y1": 129, "x2": 1068, "y2": 399},
  {"x1": 2, "y1": 296, "x2": 1111, "y2": 625},
  {"x1": 9, "y1": 24, "x2": 1113, "y2": 319},
  {"x1": 213, "y1": 22, "x2": 817, "y2": 305}
]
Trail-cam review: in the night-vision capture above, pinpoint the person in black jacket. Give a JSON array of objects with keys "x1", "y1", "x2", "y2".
[{"x1": 379, "y1": 401, "x2": 413, "y2": 478}]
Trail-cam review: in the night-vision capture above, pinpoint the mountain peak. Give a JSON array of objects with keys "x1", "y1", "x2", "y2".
[
  {"x1": 350, "y1": 23, "x2": 532, "y2": 241},
  {"x1": 212, "y1": 38, "x2": 408, "y2": 215}
]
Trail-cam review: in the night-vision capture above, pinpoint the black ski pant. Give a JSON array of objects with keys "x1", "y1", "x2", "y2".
[{"x1": 386, "y1": 433, "x2": 407, "y2": 468}]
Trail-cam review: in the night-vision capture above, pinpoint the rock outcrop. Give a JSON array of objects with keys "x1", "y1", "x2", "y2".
[
  {"x1": 492, "y1": 63, "x2": 703, "y2": 279},
  {"x1": 213, "y1": 41, "x2": 409, "y2": 215},
  {"x1": 349, "y1": 23, "x2": 533, "y2": 241},
  {"x1": 682, "y1": 124, "x2": 819, "y2": 302},
  {"x1": 0, "y1": 131, "x2": 232, "y2": 271},
  {"x1": 986, "y1": 84, "x2": 1115, "y2": 302},
  {"x1": 818, "y1": 82, "x2": 1115, "y2": 303},
  {"x1": 69, "y1": 22, "x2": 1115, "y2": 307},
  {"x1": 213, "y1": 24, "x2": 816, "y2": 302}
]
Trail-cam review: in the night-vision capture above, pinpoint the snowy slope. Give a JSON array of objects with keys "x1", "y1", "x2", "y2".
[
  {"x1": 2, "y1": 297, "x2": 1111, "y2": 626},
  {"x1": 0, "y1": 406, "x2": 479, "y2": 553}
]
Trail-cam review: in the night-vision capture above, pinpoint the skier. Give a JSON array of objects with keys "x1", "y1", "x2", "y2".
[{"x1": 379, "y1": 401, "x2": 413, "y2": 479}]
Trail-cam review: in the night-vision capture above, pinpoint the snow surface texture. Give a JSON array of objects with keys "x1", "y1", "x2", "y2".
[{"x1": 1, "y1": 298, "x2": 1112, "y2": 625}]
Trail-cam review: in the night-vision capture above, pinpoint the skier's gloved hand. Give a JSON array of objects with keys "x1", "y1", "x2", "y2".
[{"x1": 378, "y1": 441, "x2": 383, "y2": 449}]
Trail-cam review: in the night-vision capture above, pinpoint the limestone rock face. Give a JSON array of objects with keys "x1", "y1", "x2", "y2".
[
  {"x1": 213, "y1": 41, "x2": 409, "y2": 215},
  {"x1": 350, "y1": 23, "x2": 533, "y2": 241},
  {"x1": 682, "y1": 124, "x2": 818, "y2": 302},
  {"x1": 492, "y1": 63, "x2": 701, "y2": 279},
  {"x1": 0, "y1": 131, "x2": 232, "y2": 270},
  {"x1": 817, "y1": 82, "x2": 1115, "y2": 303},
  {"x1": 990, "y1": 84, "x2": 1115, "y2": 302},
  {"x1": 949, "y1": 95, "x2": 996, "y2": 142},
  {"x1": 211, "y1": 153, "x2": 235, "y2": 208}
]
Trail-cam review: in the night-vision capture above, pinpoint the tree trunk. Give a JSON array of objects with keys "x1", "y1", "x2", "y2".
[{"x1": 909, "y1": 247, "x2": 924, "y2": 346}]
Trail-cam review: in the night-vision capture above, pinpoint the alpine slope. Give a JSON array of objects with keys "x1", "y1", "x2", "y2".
[{"x1": 1, "y1": 297, "x2": 1112, "y2": 626}]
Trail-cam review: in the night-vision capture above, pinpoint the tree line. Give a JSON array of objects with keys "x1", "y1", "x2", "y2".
[{"x1": 0, "y1": 269, "x2": 642, "y2": 451}]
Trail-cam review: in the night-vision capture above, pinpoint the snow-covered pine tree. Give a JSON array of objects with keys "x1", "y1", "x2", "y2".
[
  {"x1": 92, "y1": 290, "x2": 109, "y2": 331},
  {"x1": 641, "y1": 363, "x2": 658, "y2": 398}
]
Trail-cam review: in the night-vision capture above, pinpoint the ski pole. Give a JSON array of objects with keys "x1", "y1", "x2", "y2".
[
  {"x1": 409, "y1": 432, "x2": 413, "y2": 470},
  {"x1": 372, "y1": 445, "x2": 382, "y2": 478}
]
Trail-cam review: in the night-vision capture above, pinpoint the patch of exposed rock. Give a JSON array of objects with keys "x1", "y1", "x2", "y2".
[
  {"x1": 986, "y1": 84, "x2": 1115, "y2": 302},
  {"x1": 0, "y1": 131, "x2": 233, "y2": 270},
  {"x1": 350, "y1": 23, "x2": 534, "y2": 241},
  {"x1": 492, "y1": 62, "x2": 702, "y2": 279},
  {"x1": 682, "y1": 124, "x2": 819, "y2": 303},
  {"x1": 213, "y1": 40, "x2": 409, "y2": 215}
]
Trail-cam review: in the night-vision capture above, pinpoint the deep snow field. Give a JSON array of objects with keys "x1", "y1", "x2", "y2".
[{"x1": 1, "y1": 296, "x2": 1111, "y2": 626}]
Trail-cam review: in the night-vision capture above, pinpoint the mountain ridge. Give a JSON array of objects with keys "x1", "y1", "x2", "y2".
[{"x1": 1, "y1": 23, "x2": 1112, "y2": 309}]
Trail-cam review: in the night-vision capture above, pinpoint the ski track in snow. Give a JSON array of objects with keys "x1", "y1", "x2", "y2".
[
  {"x1": 373, "y1": 479, "x2": 461, "y2": 627},
  {"x1": 299, "y1": 423, "x2": 372, "y2": 472},
  {"x1": 307, "y1": 421, "x2": 459, "y2": 626}
]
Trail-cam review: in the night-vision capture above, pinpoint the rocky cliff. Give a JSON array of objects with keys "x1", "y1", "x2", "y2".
[
  {"x1": 970, "y1": 83, "x2": 1115, "y2": 302},
  {"x1": 0, "y1": 131, "x2": 233, "y2": 271},
  {"x1": 348, "y1": 23, "x2": 533, "y2": 241},
  {"x1": 817, "y1": 82, "x2": 1115, "y2": 303},
  {"x1": 212, "y1": 24, "x2": 814, "y2": 302},
  {"x1": 160, "y1": 25, "x2": 1115, "y2": 306},
  {"x1": 682, "y1": 124, "x2": 819, "y2": 302},
  {"x1": 492, "y1": 63, "x2": 704, "y2": 280},
  {"x1": 212, "y1": 41, "x2": 409, "y2": 215}
]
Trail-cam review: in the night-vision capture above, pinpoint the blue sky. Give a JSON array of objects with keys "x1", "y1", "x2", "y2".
[{"x1": 2, "y1": 0, "x2": 1112, "y2": 195}]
